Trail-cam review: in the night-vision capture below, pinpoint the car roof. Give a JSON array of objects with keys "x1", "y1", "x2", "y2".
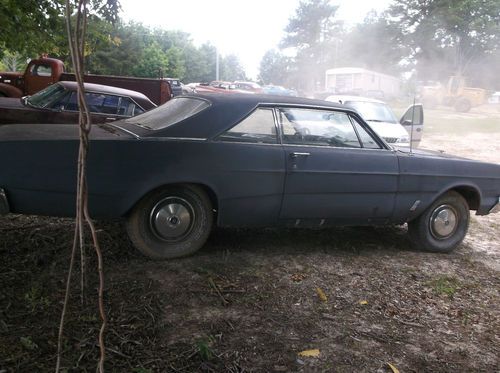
[
  {"x1": 325, "y1": 95, "x2": 386, "y2": 104},
  {"x1": 56, "y1": 81, "x2": 156, "y2": 109},
  {"x1": 134, "y1": 93, "x2": 354, "y2": 139}
]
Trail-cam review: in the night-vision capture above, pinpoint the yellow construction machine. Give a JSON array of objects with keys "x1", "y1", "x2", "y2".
[{"x1": 419, "y1": 76, "x2": 487, "y2": 112}]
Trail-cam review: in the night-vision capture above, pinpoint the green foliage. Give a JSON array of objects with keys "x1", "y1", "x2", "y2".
[
  {"x1": 20, "y1": 336, "x2": 39, "y2": 351},
  {"x1": 219, "y1": 54, "x2": 247, "y2": 81},
  {"x1": 0, "y1": 50, "x2": 30, "y2": 71},
  {"x1": 428, "y1": 275, "x2": 461, "y2": 298},
  {"x1": 85, "y1": 23, "x2": 245, "y2": 82},
  {"x1": 389, "y1": 0, "x2": 500, "y2": 79},
  {"x1": 0, "y1": 0, "x2": 120, "y2": 59},
  {"x1": 338, "y1": 12, "x2": 408, "y2": 76},
  {"x1": 258, "y1": 49, "x2": 292, "y2": 86},
  {"x1": 24, "y1": 285, "x2": 50, "y2": 311},
  {"x1": 280, "y1": 0, "x2": 340, "y2": 91},
  {"x1": 196, "y1": 336, "x2": 215, "y2": 361}
]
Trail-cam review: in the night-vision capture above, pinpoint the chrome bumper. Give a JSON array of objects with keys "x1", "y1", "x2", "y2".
[
  {"x1": 490, "y1": 197, "x2": 500, "y2": 214},
  {"x1": 0, "y1": 188, "x2": 9, "y2": 215}
]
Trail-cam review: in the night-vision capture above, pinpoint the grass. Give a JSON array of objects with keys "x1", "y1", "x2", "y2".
[{"x1": 427, "y1": 275, "x2": 461, "y2": 299}]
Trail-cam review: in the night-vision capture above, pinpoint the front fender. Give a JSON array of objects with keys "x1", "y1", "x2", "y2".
[{"x1": 0, "y1": 83, "x2": 23, "y2": 98}]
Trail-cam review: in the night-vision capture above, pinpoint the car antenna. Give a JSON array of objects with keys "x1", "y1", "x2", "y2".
[{"x1": 409, "y1": 94, "x2": 415, "y2": 155}]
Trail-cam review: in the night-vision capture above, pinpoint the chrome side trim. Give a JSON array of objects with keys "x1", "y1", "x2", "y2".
[
  {"x1": 104, "y1": 123, "x2": 141, "y2": 139},
  {"x1": 409, "y1": 200, "x2": 421, "y2": 212},
  {"x1": 154, "y1": 137, "x2": 207, "y2": 141},
  {"x1": 489, "y1": 197, "x2": 500, "y2": 214},
  {"x1": 0, "y1": 188, "x2": 10, "y2": 215}
]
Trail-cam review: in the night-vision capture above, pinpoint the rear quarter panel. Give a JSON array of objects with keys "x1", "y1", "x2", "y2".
[{"x1": 0, "y1": 138, "x2": 286, "y2": 226}]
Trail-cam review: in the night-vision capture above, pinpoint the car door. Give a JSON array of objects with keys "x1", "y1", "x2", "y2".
[
  {"x1": 277, "y1": 107, "x2": 399, "y2": 226},
  {"x1": 400, "y1": 104, "x2": 424, "y2": 147}
]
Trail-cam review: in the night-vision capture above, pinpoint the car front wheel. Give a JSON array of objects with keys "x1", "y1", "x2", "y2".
[
  {"x1": 408, "y1": 191, "x2": 470, "y2": 253},
  {"x1": 126, "y1": 185, "x2": 213, "y2": 259}
]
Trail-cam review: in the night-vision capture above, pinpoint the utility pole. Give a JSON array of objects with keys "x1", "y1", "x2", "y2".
[{"x1": 216, "y1": 48, "x2": 219, "y2": 81}]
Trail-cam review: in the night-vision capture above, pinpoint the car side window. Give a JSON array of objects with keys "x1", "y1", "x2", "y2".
[
  {"x1": 117, "y1": 97, "x2": 144, "y2": 116},
  {"x1": 279, "y1": 108, "x2": 361, "y2": 148},
  {"x1": 217, "y1": 108, "x2": 277, "y2": 144},
  {"x1": 350, "y1": 115, "x2": 382, "y2": 149}
]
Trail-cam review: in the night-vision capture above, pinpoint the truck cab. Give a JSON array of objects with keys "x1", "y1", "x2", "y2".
[{"x1": 0, "y1": 57, "x2": 64, "y2": 98}]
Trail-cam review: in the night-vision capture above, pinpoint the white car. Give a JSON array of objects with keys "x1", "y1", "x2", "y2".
[{"x1": 325, "y1": 95, "x2": 424, "y2": 147}]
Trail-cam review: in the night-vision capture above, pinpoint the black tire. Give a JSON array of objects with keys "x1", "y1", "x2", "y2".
[
  {"x1": 408, "y1": 191, "x2": 469, "y2": 253},
  {"x1": 126, "y1": 185, "x2": 213, "y2": 259},
  {"x1": 454, "y1": 98, "x2": 471, "y2": 112}
]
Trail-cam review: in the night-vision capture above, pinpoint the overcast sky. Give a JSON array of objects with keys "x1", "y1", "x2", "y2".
[{"x1": 119, "y1": 0, "x2": 392, "y2": 79}]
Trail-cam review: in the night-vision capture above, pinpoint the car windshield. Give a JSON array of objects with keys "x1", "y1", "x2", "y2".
[
  {"x1": 125, "y1": 96, "x2": 209, "y2": 130},
  {"x1": 344, "y1": 101, "x2": 398, "y2": 123},
  {"x1": 26, "y1": 83, "x2": 68, "y2": 108}
]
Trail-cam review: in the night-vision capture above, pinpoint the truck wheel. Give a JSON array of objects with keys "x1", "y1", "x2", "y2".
[
  {"x1": 454, "y1": 98, "x2": 471, "y2": 112},
  {"x1": 126, "y1": 185, "x2": 213, "y2": 259},
  {"x1": 408, "y1": 191, "x2": 469, "y2": 253}
]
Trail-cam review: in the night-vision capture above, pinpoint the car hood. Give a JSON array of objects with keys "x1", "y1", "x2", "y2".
[
  {"x1": 366, "y1": 120, "x2": 408, "y2": 139},
  {"x1": 395, "y1": 146, "x2": 473, "y2": 161},
  {"x1": 0, "y1": 123, "x2": 136, "y2": 141},
  {"x1": 0, "y1": 97, "x2": 25, "y2": 109}
]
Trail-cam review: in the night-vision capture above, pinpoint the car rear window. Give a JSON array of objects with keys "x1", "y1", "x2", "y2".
[{"x1": 125, "y1": 97, "x2": 209, "y2": 130}]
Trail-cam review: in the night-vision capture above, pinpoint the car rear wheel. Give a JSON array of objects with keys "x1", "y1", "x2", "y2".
[
  {"x1": 126, "y1": 185, "x2": 213, "y2": 259},
  {"x1": 408, "y1": 191, "x2": 469, "y2": 253}
]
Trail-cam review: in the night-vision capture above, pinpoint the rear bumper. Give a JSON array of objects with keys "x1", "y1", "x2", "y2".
[
  {"x1": 0, "y1": 188, "x2": 9, "y2": 215},
  {"x1": 490, "y1": 197, "x2": 500, "y2": 214}
]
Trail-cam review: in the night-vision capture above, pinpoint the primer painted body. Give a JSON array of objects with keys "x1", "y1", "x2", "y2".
[{"x1": 0, "y1": 94, "x2": 498, "y2": 229}]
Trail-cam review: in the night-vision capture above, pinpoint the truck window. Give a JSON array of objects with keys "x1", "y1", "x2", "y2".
[{"x1": 30, "y1": 64, "x2": 53, "y2": 77}]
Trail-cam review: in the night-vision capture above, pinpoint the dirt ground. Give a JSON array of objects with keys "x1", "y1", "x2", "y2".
[{"x1": 1, "y1": 111, "x2": 499, "y2": 372}]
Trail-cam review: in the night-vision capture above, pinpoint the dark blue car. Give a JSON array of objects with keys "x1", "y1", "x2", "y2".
[{"x1": 0, "y1": 93, "x2": 499, "y2": 259}]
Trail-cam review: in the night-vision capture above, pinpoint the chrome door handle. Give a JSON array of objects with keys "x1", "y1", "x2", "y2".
[{"x1": 290, "y1": 152, "x2": 311, "y2": 158}]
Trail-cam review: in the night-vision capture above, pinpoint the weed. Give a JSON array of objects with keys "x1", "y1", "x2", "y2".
[
  {"x1": 24, "y1": 286, "x2": 50, "y2": 311},
  {"x1": 196, "y1": 336, "x2": 215, "y2": 361},
  {"x1": 20, "y1": 336, "x2": 38, "y2": 351},
  {"x1": 428, "y1": 276, "x2": 461, "y2": 299}
]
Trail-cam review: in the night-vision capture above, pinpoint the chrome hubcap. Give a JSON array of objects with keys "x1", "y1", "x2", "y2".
[
  {"x1": 150, "y1": 197, "x2": 194, "y2": 241},
  {"x1": 429, "y1": 204, "x2": 458, "y2": 240}
]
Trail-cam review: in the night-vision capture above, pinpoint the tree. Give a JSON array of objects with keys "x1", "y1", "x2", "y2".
[
  {"x1": 389, "y1": 0, "x2": 500, "y2": 80},
  {"x1": 0, "y1": 50, "x2": 30, "y2": 71},
  {"x1": 132, "y1": 42, "x2": 169, "y2": 78},
  {"x1": 258, "y1": 49, "x2": 292, "y2": 86},
  {"x1": 0, "y1": 0, "x2": 120, "y2": 59},
  {"x1": 219, "y1": 54, "x2": 247, "y2": 81},
  {"x1": 338, "y1": 11, "x2": 408, "y2": 75},
  {"x1": 281, "y1": 0, "x2": 340, "y2": 91}
]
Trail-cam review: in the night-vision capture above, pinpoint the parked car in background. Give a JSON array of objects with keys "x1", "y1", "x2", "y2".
[
  {"x1": 233, "y1": 81, "x2": 263, "y2": 93},
  {"x1": 165, "y1": 78, "x2": 183, "y2": 96},
  {"x1": 325, "y1": 95, "x2": 423, "y2": 147},
  {"x1": 0, "y1": 93, "x2": 498, "y2": 260},
  {"x1": 0, "y1": 81, "x2": 156, "y2": 125},
  {"x1": 262, "y1": 85, "x2": 297, "y2": 96}
]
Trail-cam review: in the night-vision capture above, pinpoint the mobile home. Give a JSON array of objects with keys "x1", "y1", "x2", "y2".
[{"x1": 325, "y1": 67, "x2": 401, "y2": 99}]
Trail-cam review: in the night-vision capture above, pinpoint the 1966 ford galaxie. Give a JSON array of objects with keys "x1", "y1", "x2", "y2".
[{"x1": 0, "y1": 94, "x2": 499, "y2": 259}]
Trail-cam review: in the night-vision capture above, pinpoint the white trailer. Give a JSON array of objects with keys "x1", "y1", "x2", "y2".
[{"x1": 325, "y1": 67, "x2": 401, "y2": 99}]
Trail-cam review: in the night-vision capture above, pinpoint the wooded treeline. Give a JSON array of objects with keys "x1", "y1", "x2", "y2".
[{"x1": 1, "y1": 0, "x2": 500, "y2": 91}]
